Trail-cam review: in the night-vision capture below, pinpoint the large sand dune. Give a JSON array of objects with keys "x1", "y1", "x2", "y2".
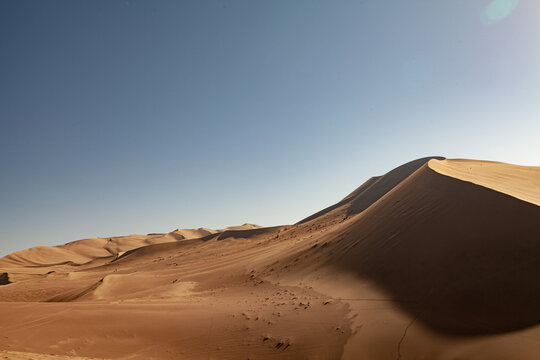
[{"x1": 1, "y1": 157, "x2": 539, "y2": 359}]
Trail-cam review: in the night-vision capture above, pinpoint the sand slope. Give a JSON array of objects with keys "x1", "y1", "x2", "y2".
[
  {"x1": 319, "y1": 160, "x2": 540, "y2": 333},
  {"x1": 1, "y1": 158, "x2": 539, "y2": 359},
  {"x1": 0, "y1": 224, "x2": 262, "y2": 268},
  {"x1": 297, "y1": 156, "x2": 444, "y2": 225},
  {"x1": 429, "y1": 158, "x2": 540, "y2": 206}
]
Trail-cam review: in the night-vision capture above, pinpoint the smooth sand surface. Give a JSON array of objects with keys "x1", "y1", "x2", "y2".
[
  {"x1": 0, "y1": 351, "x2": 104, "y2": 359},
  {"x1": 429, "y1": 158, "x2": 540, "y2": 206},
  {"x1": 1, "y1": 158, "x2": 539, "y2": 359}
]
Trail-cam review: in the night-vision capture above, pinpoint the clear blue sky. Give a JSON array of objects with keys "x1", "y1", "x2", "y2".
[{"x1": 1, "y1": 0, "x2": 539, "y2": 256}]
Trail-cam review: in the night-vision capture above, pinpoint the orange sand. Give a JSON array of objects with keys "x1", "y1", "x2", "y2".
[{"x1": 1, "y1": 158, "x2": 539, "y2": 359}]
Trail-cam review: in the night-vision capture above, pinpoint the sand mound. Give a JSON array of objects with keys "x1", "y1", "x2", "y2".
[
  {"x1": 215, "y1": 226, "x2": 282, "y2": 241},
  {"x1": 0, "y1": 225, "x2": 261, "y2": 269},
  {"x1": 91, "y1": 273, "x2": 194, "y2": 301},
  {"x1": 221, "y1": 223, "x2": 263, "y2": 231},
  {"x1": 44, "y1": 280, "x2": 103, "y2": 303},
  {"x1": 169, "y1": 224, "x2": 262, "y2": 240},
  {"x1": 0, "y1": 246, "x2": 97, "y2": 267},
  {"x1": 168, "y1": 227, "x2": 217, "y2": 240}
]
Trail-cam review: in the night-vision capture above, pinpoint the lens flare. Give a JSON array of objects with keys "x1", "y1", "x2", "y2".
[{"x1": 482, "y1": 0, "x2": 519, "y2": 24}]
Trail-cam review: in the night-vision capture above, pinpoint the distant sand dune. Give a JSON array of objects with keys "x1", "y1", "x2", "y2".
[{"x1": 0, "y1": 224, "x2": 262, "y2": 269}]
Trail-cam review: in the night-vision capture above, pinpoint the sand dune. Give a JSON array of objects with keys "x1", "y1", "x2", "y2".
[
  {"x1": 0, "y1": 235, "x2": 174, "y2": 268},
  {"x1": 297, "y1": 156, "x2": 444, "y2": 225},
  {"x1": 304, "y1": 160, "x2": 540, "y2": 334},
  {"x1": 0, "y1": 224, "x2": 262, "y2": 269},
  {"x1": 1, "y1": 157, "x2": 539, "y2": 359}
]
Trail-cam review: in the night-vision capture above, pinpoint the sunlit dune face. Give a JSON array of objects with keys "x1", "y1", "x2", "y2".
[{"x1": 482, "y1": 0, "x2": 519, "y2": 24}]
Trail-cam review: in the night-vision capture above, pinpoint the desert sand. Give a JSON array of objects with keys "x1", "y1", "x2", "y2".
[{"x1": 1, "y1": 157, "x2": 539, "y2": 359}]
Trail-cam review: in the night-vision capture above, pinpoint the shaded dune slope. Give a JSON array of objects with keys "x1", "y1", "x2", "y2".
[{"x1": 302, "y1": 160, "x2": 540, "y2": 334}]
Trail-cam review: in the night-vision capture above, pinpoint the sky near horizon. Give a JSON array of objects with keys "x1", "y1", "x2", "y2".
[{"x1": 1, "y1": 0, "x2": 539, "y2": 256}]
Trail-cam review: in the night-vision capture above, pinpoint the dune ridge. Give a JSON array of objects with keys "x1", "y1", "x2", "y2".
[
  {"x1": 428, "y1": 158, "x2": 540, "y2": 206},
  {"x1": 297, "y1": 156, "x2": 444, "y2": 225}
]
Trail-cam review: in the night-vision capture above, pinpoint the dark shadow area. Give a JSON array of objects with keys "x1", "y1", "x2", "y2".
[
  {"x1": 334, "y1": 165, "x2": 540, "y2": 335},
  {"x1": 0, "y1": 272, "x2": 11, "y2": 285}
]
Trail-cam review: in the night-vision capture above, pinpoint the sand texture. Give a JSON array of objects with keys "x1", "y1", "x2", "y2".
[{"x1": 1, "y1": 157, "x2": 539, "y2": 359}]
